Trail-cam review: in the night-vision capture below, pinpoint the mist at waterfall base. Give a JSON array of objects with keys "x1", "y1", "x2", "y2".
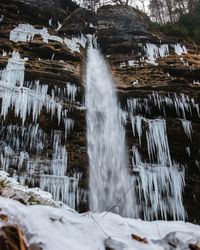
[{"x1": 85, "y1": 46, "x2": 135, "y2": 217}]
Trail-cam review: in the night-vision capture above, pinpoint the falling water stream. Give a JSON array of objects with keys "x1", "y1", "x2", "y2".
[{"x1": 85, "y1": 46, "x2": 135, "y2": 217}]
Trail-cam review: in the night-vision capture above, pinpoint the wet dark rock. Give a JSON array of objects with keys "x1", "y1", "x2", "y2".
[
  {"x1": 0, "y1": 0, "x2": 78, "y2": 26},
  {"x1": 97, "y1": 5, "x2": 154, "y2": 53},
  {"x1": 59, "y1": 8, "x2": 97, "y2": 35}
]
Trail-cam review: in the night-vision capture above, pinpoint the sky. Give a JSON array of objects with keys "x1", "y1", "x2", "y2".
[{"x1": 136, "y1": 0, "x2": 150, "y2": 13}]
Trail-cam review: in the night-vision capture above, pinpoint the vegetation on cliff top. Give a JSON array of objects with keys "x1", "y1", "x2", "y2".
[
  {"x1": 147, "y1": 0, "x2": 200, "y2": 44},
  {"x1": 158, "y1": 1, "x2": 200, "y2": 44}
]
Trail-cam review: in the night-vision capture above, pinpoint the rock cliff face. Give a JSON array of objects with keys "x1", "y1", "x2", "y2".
[
  {"x1": 59, "y1": 8, "x2": 97, "y2": 35},
  {"x1": 0, "y1": 0, "x2": 78, "y2": 25},
  {"x1": 0, "y1": 1, "x2": 200, "y2": 222},
  {"x1": 97, "y1": 5, "x2": 154, "y2": 53}
]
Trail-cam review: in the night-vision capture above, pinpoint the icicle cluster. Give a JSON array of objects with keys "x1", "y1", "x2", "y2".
[
  {"x1": 144, "y1": 43, "x2": 169, "y2": 65},
  {"x1": 128, "y1": 93, "x2": 187, "y2": 220},
  {"x1": 50, "y1": 83, "x2": 78, "y2": 104},
  {"x1": 173, "y1": 44, "x2": 187, "y2": 55},
  {"x1": 127, "y1": 91, "x2": 199, "y2": 120},
  {"x1": 0, "y1": 122, "x2": 50, "y2": 184},
  {"x1": 66, "y1": 82, "x2": 78, "y2": 102},
  {"x1": 40, "y1": 131, "x2": 79, "y2": 208},
  {"x1": 9, "y1": 24, "x2": 87, "y2": 53},
  {"x1": 10, "y1": 24, "x2": 63, "y2": 43},
  {"x1": 132, "y1": 146, "x2": 185, "y2": 220},
  {"x1": 0, "y1": 145, "x2": 29, "y2": 172},
  {"x1": 143, "y1": 43, "x2": 187, "y2": 65},
  {"x1": 127, "y1": 97, "x2": 150, "y2": 115},
  {"x1": 0, "y1": 51, "x2": 25, "y2": 86},
  {"x1": 0, "y1": 51, "x2": 80, "y2": 208},
  {"x1": 146, "y1": 119, "x2": 172, "y2": 165},
  {"x1": 40, "y1": 175, "x2": 79, "y2": 207},
  {"x1": 0, "y1": 123, "x2": 47, "y2": 155},
  {"x1": 130, "y1": 118, "x2": 186, "y2": 220},
  {"x1": 0, "y1": 52, "x2": 63, "y2": 124},
  {"x1": 64, "y1": 35, "x2": 87, "y2": 52}
]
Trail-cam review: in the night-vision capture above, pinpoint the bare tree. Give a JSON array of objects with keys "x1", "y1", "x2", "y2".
[
  {"x1": 149, "y1": 0, "x2": 165, "y2": 23},
  {"x1": 149, "y1": 0, "x2": 200, "y2": 24},
  {"x1": 165, "y1": 0, "x2": 174, "y2": 22},
  {"x1": 139, "y1": 0, "x2": 146, "y2": 12}
]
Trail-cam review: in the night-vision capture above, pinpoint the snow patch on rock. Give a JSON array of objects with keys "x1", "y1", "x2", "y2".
[{"x1": 0, "y1": 171, "x2": 55, "y2": 206}]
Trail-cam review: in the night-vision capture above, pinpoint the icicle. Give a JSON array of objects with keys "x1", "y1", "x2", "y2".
[
  {"x1": 0, "y1": 51, "x2": 26, "y2": 88},
  {"x1": 56, "y1": 22, "x2": 62, "y2": 31},
  {"x1": 130, "y1": 115, "x2": 143, "y2": 146},
  {"x1": 127, "y1": 97, "x2": 150, "y2": 115},
  {"x1": 2, "y1": 50, "x2": 7, "y2": 57},
  {"x1": 132, "y1": 146, "x2": 142, "y2": 167},
  {"x1": 0, "y1": 146, "x2": 14, "y2": 171},
  {"x1": 51, "y1": 131, "x2": 67, "y2": 176},
  {"x1": 64, "y1": 118, "x2": 74, "y2": 140},
  {"x1": 119, "y1": 108, "x2": 128, "y2": 125},
  {"x1": 0, "y1": 15, "x2": 3, "y2": 24},
  {"x1": 127, "y1": 92, "x2": 193, "y2": 221},
  {"x1": 66, "y1": 82, "x2": 77, "y2": 102},
  {"x1": 49, "y1": 18, "x2": 52, "y2": 27},
  {"x1": 18, "y1": 151, "x2": 29, "y2": 171},
  {"x1": 0, "y1": 144, "x2": 29, "y2": 172},
  {"x1": 185, "y1": 147, "x2": 190, "y2": 157},
  {"x1": 180, "y1": 119, "x2": 192, "y2": 140}
]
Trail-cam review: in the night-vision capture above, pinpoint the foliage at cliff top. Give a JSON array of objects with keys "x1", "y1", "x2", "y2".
[{"x1": 154, "y1": 1, "x2": 200, "y2": 44}]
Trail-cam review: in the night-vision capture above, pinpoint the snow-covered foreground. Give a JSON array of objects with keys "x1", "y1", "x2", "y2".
[
  {"x1": 0, "y1": 172, "x2": 199, "y2": 250},
  {"x1": 0, "y1": 197, "x2": 200, "y2": 250}
]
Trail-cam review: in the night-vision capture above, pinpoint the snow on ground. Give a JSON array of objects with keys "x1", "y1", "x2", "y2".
[
  {"x1": 0, "y1": 173, "x2": 200, "y2": 250},
  {"x1": 0, "y1": 196, "x2": 200, "y2": 250}
]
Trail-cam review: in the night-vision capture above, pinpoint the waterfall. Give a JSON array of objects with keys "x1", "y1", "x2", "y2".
[{"x1": 85, "y1": 46, "x2": 135, "y2": 217}]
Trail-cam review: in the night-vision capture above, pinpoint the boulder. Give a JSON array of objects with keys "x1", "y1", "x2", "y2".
[
  {"x1": 97, "y1": 5, "x2": 154, "y2": 53},
  {"x1": 59, "y1": 8, "x2": 97, "y2": 35}
]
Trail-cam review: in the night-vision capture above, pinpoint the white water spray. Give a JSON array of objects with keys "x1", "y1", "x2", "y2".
[{"x1": 85, "y1": 46, "x2": 135, "y2": 217}]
